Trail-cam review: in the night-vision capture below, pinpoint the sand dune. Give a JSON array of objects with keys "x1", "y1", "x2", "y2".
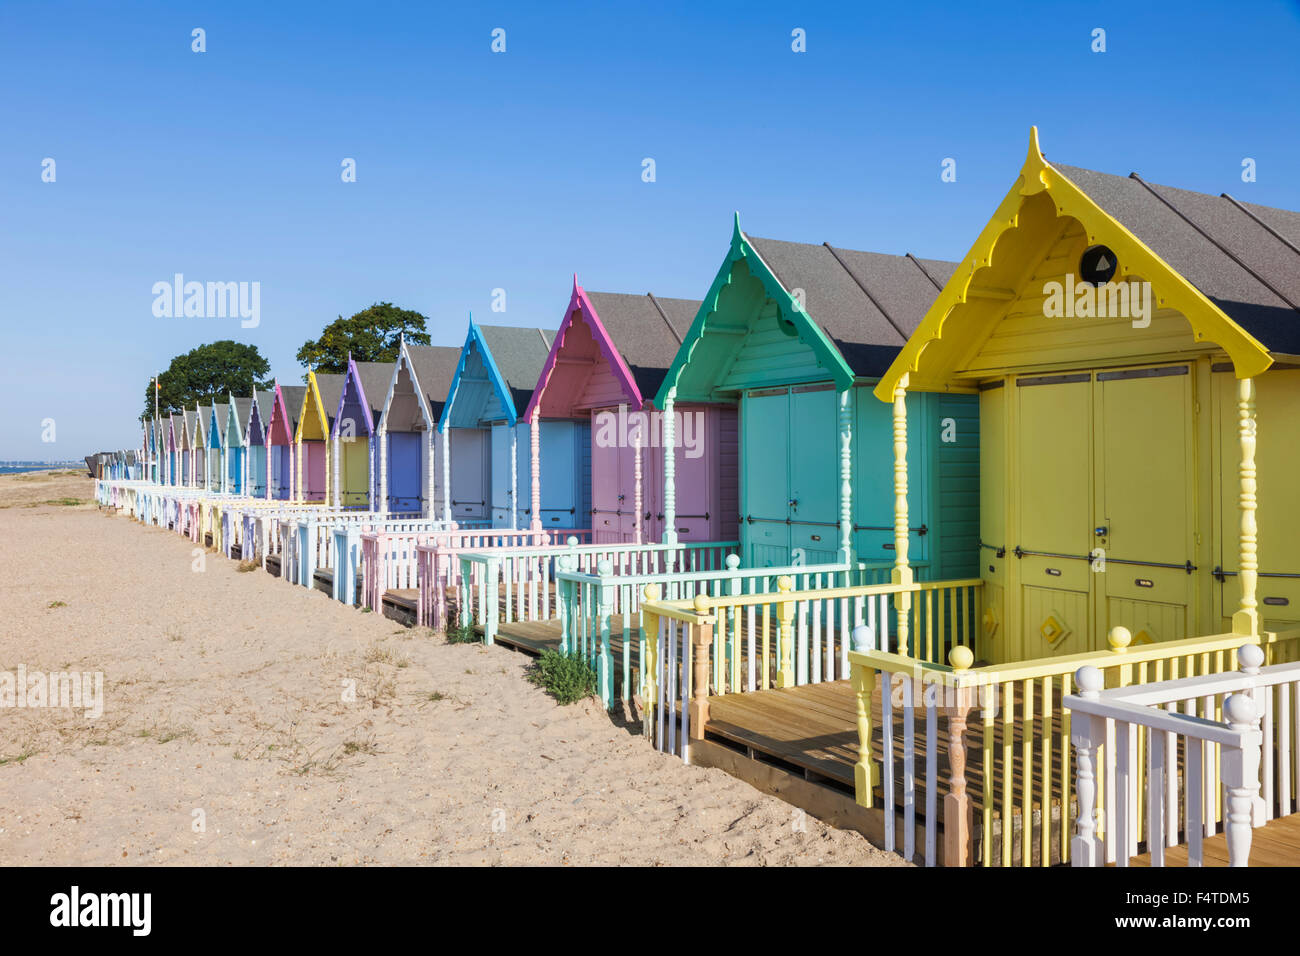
[{"x1": 0, "y1": 472, "x2": 899, "y2": 866}]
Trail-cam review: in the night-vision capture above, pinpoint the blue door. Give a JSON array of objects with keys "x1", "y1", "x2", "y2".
[
  {"x1": 489, "y1": 423, "x2": 515, "y2": 526},
  {"x1": 388, "y1": 432, "x2": 422, "y2": 513}
]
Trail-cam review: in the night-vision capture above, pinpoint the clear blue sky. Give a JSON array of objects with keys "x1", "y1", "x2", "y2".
[{"x1": 3, "y1": 0, "x2": 1299, "y2": 458}]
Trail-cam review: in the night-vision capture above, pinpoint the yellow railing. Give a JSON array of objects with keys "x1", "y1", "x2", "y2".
[
  {"x1": 638, "y1": 577, "x2": 983, "y2": 764},
  {"x1": 641, "y1": 575, "x2": 984, "y2": 693},
  {"x1": 640, "y1": 568, "x2": 1300, "y2": 866},
  {"x1": 850, "y1": 625, "x2": 1300, "y2": 866}
]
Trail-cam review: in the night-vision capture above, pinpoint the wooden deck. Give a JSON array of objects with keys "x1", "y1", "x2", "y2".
[
  {"x1": 1127, "y1": 811, "x2": 1300, "y2": 866},
  {"x1": 382, "y1": 588, "x2": 419, "y2": 625},
  {"x1": 699, "y1": 677, "x2": 1076, "y2": 865}
]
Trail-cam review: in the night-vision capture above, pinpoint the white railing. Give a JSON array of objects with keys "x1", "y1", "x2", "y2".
[{"x1": 1065, "y1": 643, "x2": 1300, "y2": 867}]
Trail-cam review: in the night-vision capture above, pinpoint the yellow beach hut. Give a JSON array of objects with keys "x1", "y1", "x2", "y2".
[{"x1": 875, "y1": 128, "x2": 1300, "y2": 663}]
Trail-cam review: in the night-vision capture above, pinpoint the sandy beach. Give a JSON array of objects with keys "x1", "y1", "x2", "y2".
[{"x1": 0, "y1": 471, "x2": 898, "y2": 866}]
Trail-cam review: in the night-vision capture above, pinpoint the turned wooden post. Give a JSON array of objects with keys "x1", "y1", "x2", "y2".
[
  {"x1": 944, "y1": 646, "x2": 975, "y2": 866},
  {"x1": 891, "y1": 375, "x2": 913, "y2": 655},
  {"x1": 1234, "y1": 377, "x2": 1260, "y2": 638},
  {"x1": 852, "y1": 659, "x2": 876, "y2": 809},
  {"x1": 641, "y1": 584, "x2": 662, "y2": 739},
  {"x1": 661, "y1": 388, "x2": 677, "y2": 547},
  {"x1": 1223, "y1": 694, "x2": 1261, "y2": 867},
  {"x1": 689, "y1": 594, "x2": 712, "y2": 739},
  {"x1": 776, "y1": 575, "x2": 796, "y2": 688},
  {"x1": 1070, "y1": 666, "x2": 1105, "y2": 867}
]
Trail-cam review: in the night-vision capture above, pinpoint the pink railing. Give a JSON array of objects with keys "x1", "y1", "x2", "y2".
[{"x1": 405, "y1": 528, "x2": 593, "y2": 624}]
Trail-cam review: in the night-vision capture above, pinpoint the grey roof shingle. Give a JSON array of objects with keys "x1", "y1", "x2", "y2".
[
  {"x1": 313, "y1": 373, "x2": 347, "y2": 429},
  {"x1": 278, "y1": 385, "x2": 307, "y2": 435},
  {"x1": 478, "y1": 325, "x2": 553, "y2": 417},
  {"x1": 353, "y1": 361, "x2": 397, "y2": 427},
  {"x1": 230, "y1": 396, "x2": 252, "y2": 438},
  {"x1": 1052, "y1": 163, "x2": 1300, "y2": 353},
  {"x1": 584, "y1": 291, "x2": 696, "y2": 400},
  {"x1": 405, "y1": 345, "x2": 462, "y2": 420},
  {"x1": 745, "y1": 236, "x2": 954, "y2": 377}
]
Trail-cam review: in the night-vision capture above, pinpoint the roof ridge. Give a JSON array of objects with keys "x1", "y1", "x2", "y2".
[
  {"x1": 905, "y1": 252, "x2": 945, "y2": 291},
  {"x1": 1130, "y1": 172, "x2": 1300, "y2": 313},
  {"x1": 822, "y1": 242, "x2": 910, "y2": 342},
  {"x1": 645, "y1": 292, "x2": 684, "y2": 344},
  {"x1": 1222, "y1": 192, "x2": 1300, "y2": 259}
]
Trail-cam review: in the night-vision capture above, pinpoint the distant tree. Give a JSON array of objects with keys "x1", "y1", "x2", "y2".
[
  {"x1": 144, "y1": 340, "x2": 273, "y2": 418},
  {"x1": 296, "y1": 302, "x2": 431, "y2": 375}
]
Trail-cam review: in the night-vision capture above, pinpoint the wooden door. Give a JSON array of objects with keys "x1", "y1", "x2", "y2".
[
  {"x1": 451, "y1": 428, "x2": 488, "y2": 521},
  {"x1": 1094, "y1": 365, "x2": 1197, "y2": 648},
  {"x1": 387, "y1": 432, "x2": 422, "y2": 513},
  {"x1": 539, "y1": 421, "x2": 578, "y2": 529},
  {"x1": 742, "y1": 388, "x2": 791, "y2": 566},
  {"x1": 1015, "y1": 373, "x2": 1093, "y2": 658},
  {"x1": 341, "y1": 437, "x2": 369, "y2": 507},
  {"x1": 789, "y1": 385, "x2": 839, "y2": 565}
]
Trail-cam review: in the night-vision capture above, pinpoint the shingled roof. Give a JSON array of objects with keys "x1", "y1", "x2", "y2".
[
  {"x1": 583, "y1": 291, "x2": 695, "y2": 401},
  {"x1": 313, "y1": 373, "x2": 346, "y2": 429},
  {"x1": 230, "y1": 396, "x2": 251, "y2": 440},
  {"x1": 278, "y1": 385, "x2": 307, "y2": 435},
  {"x1": 352, "y1": 361, "x2": 397, "y2": 428},
  {"x1": 745, "y1": 236, "x2": 956, "y2": 378},
  {"x1": 1051, "y1": 163, "x2": 1300, "y2": 353},
  {"x1": 478, "y1": 325, "x2": 553, "y2": 417},
  {"x1": 405, "y1": 345, "x2": 462, "y2": 421}
]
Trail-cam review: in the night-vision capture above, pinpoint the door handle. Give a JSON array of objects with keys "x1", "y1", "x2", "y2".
[{"x1": 1094, "y1": 526, "x2": 1108, "y2": 537}]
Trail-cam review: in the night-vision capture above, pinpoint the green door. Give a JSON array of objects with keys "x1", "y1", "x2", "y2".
[
  {"x1": 742, "y1": 385, "x2": 839, "y2": 567},
  {"x1": 789, "y1": 385, "x2": 839, "y2": 565},
  {"x1": 743, "y1": 388, "x2": 791, "y2": 566}
]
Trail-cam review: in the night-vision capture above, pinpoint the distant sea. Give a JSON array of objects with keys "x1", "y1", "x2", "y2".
[{"x1": 0, "y1": 464, "x2": 82, "y2": 476}]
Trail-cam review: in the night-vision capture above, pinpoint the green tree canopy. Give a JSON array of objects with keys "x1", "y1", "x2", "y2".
[
  {"x1": 144, "y1": 340, "x2": 273, "y2": 418},
  {"x1": 296, "y1": 302, "x2": 431, "y2": 375}
]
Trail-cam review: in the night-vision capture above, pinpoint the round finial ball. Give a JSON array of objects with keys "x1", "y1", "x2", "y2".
[
  {"x1": 597, "y1": 558, "x2": 612, "y2": 576},
  {"x1": 777, "y1": 574, "x2": 794, "y2": 591},
  {"x1": 949, "y1": 646, "x2": 974, "y2": 671},
  {"x1": 693, "y1": 594, "x2": 710, "y2": 613},
  {"x1": 1107, "y1": 626, "x2": 1132, "y2": 651},
  {"x1": 851, "y1": 624, "x2": 874, "y2": 652},
  {"x1": 1225, "y1": 693, "x2": 1257, "y2": 726},
  {"x1": 642, "y1": 583, "x2": 660, "y2": 601},
  {"x1": 566, "y1": 535, "x2": 578, "y2": 547},
  {"x1": 1075, "y1": 665, "x2": 1104, "y2": 694},
  {"x1": 725, "y1": 553, "x2": 741, "y2": 570},
  {"x1": 1238, "y1": 643, "x2": 1265, "y2": 670}
]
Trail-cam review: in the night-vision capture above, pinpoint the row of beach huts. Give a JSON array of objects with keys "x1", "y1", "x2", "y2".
[{"x1": 96, "y1": 132, "x2": 1300, "y2": 867}]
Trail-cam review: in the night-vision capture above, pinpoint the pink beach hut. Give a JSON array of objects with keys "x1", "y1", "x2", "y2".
[
  {"x1": 525, "y1": 279, "x2": 738, "y2": 544},
  {"x1": 265, "y1": 383, "x2": 306, "y2": 500}
]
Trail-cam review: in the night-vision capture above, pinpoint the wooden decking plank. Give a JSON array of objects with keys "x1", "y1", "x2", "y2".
[{"x1": 1128, "y1": 812, "x2": 1300, "y2": 867}]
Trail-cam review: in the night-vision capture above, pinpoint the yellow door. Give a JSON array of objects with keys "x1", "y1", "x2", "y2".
[
  {"x1": 342, "y1": 438, "x2": 370, "y2": 507},
  {"x1": 1094, "y1": 366, "x2": 1197, "y2": 648},
  {"x1": 1015, "y1": 374, "x2": 1093, "y2": 659}
]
